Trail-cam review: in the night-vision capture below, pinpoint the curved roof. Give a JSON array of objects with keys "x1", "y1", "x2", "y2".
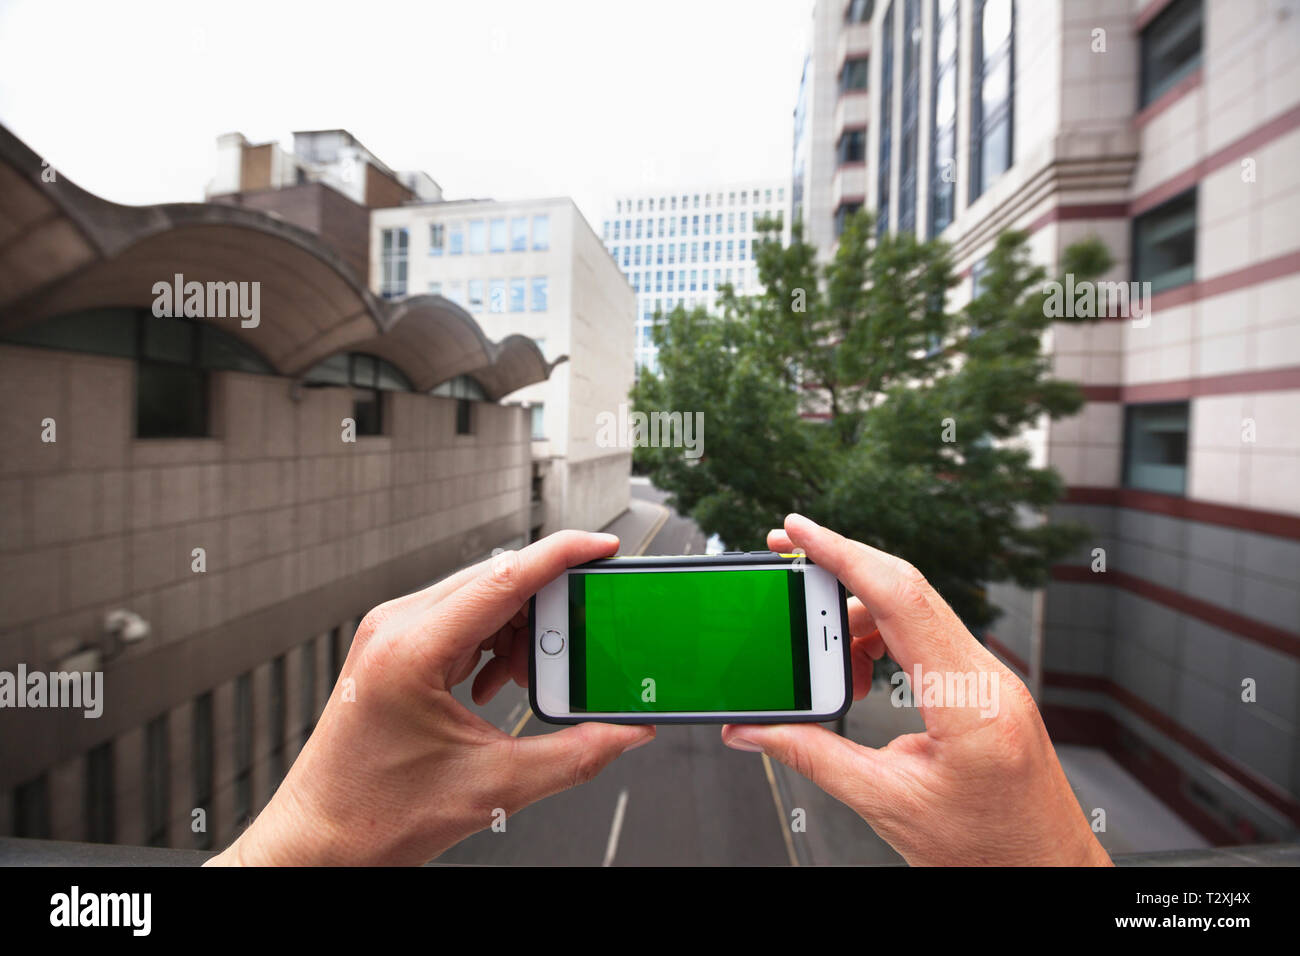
[{"x1": 0, "y1": 124, "x2": 563, "y2": 400}]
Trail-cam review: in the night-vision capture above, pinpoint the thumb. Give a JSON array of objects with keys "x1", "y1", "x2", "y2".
[
  {"x1": 722, "y1": 723, "x2": 892, "y2": 820},
  {"x1": 505, "y1": 722, "x2": 654, "y2": 805}
]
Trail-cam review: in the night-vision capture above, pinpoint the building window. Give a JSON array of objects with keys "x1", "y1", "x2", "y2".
[
  {"x1": 449, "y1": 223, "x2": 464, "y2": 255},
  {"x1": 533, "y1": 214, "x2": 550, "y2": 250},
  {"x1": 299, "y1": 645, "x2": 316, "y2": 752},
  {"x1": 193, "y1": 691, "x2": 213, "y2": 849},
  {"x1": 531, "y1": 403, "x2": 545, "y2": 440},
  {"x1": 429, "y1": 222, "x2": 444, "y2": 256},
  {"x1": 969, "y1": 0, "x2": 1014, "y2": 204},
  {"x1": 233, "y1": 672, "x2": 253, "y2": 834},
  {"x1": 433, "y1": 375, "x2": 489, "y2": 436},
  {"x1": 302, "y1": 352, "x2": 414, "y2": 437},
  {"x1": 86, "y1": 741, "x2": 114, "y2": 844},
  {"x1": 838, "y1": 128, "x2": 867, "y2": 164},
  {"x1": 531, "y1": 276, "x2": 549, "y2": 311},
  {"x1": 269, "y1": 655, "x2": 287, "y2": 788},
  {"x1": 468, "y1": 279, "x2": 485, "y2": 310},
  {"x1": 144, "y1": 713, "x2": 169, "y2": 847},
  {"x1": 510, "y1": 217, "x2": 528, "y2": 251},
  {"x1": 13, "y1": 776, "x2": 50, "y2": 839},
  {"x1": 489, "y1": 218, "x2": 507, "y2": 253},
  {"x1": 1123, "y1": 402, "x2": 1189, "y2": 495},
  {"x1": 841, "y1": 56, "x2": 869, "y2": 93},
  {"x1": 930, "y1": 0, "x2": 959, "y2": 237},
  {"x1": 896, "y1": 0, "x2": 922, "y2": 235},
  {"x1": 381, "y1": 227, "x2": 408, "y2": 297},
  {"x1": 489, "y1": 278, "x2": 506, "y2": 313},
  {"x1": 510, "y1": 277, "x2": 526, "y2": 312},
  {"x1": 835, "y1": 202, "x2": 864, "y2": 238},
  {"x1": 876, "y1": 0, "x2": 895, "y2": 237},
  {"x1": 1140, "y1": 0, "x2": 1202, "y2": 107},
  {"x1": 468, "y1": 220, "x2": 486, "y2": 254},
  {"x1": 1133, "y1": 188, "x2": 1196, "y2": 293}
]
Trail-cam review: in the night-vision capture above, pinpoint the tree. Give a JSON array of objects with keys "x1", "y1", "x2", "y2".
[{"x1": 631, "y1": 210, "x2": 1112, "y2": 631}]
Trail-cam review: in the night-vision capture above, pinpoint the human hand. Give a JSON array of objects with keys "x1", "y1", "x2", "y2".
[
  {"x1": 722, "y1": 513, "x2": 1110, "y2": 866},
  {"x1": 208, "y1": 531, "x2": 654, "y2": 866}
]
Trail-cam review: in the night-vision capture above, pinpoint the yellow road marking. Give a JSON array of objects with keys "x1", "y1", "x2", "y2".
[
  {"x1": 762, "y1": 754, "x2": 800, "y2": 867},
  {"x1": 633, "y1": 503, "x2": 670, "y2": 556},
  {"x1": 511, "y1": 709, "x2": 532, "y2": 737}
]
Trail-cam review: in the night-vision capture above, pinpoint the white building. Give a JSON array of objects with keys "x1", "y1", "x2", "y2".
[
  {"x1": 600, "y1": 182, "x2": 792, "y2": 372},
  {"x1": 370, "y1": 198, "x2": 635, "y2": 537}
]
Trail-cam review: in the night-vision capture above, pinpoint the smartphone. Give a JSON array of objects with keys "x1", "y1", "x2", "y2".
[{"x1": 529, "y1": 552, "x2": 851, "y2": 724}]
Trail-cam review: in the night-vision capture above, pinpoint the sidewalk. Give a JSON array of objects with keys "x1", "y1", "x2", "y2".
[{"x1": 601, "y1": 496, "x2": 670, "y2": 556}]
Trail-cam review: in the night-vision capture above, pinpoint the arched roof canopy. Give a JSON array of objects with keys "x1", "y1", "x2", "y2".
[{"x1": 0, "y1": 123, "x2": 562, "y2": 401}]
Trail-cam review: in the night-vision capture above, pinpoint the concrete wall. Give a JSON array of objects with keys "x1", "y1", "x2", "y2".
[{"x1": 0, "y1": 342, "x2": 532, "y2": 846}]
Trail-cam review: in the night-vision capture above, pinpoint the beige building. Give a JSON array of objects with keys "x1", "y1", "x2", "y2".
[
  {"x1": 798, "y1": 0, "x2": 1300, "y2": 843},
  {"x1": 0, "y1": 123, "x2": 551, "y2": 847},
  {"x1": 371, "y1": 199, "x2": 635, "y2": 538}
]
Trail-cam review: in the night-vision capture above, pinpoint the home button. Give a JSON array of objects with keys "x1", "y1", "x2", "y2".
[{"x1": 539, "y1": 629, "x2": 565, "y2": 656}]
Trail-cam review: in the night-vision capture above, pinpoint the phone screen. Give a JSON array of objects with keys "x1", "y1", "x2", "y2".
[{"x1": 567, "y1": 568, "x2": 812, "y2": 713}]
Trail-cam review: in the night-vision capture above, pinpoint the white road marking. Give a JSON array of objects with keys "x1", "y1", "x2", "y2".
[
  {"x1": 602, "y1": 788, "x2": 630, "y2": 867},
  {"x1": 504, "y1": 701, "x2": 523, "y2": 730}
]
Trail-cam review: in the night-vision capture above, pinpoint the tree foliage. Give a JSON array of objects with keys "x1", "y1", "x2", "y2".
[{"x1": 631, "y1": 210, "x2": 1112, "y2": 630}]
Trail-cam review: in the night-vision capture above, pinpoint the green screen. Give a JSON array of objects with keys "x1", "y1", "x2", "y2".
[{"x1": 568, "y1": 568, "x2": 811, "y2": 713}]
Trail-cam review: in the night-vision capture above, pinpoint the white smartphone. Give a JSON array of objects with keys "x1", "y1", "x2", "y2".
[{"x1": 529, "y1": 552, "x2": 851, "y2": 724}]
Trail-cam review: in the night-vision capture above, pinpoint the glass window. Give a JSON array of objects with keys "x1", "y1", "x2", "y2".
[
  {"x1": 875, "y1": 1, "x2": 893, "y2": 240},
  {"x1": 511, "y1": 217, "x2": 528, "y2": 251},
  {"x1": 841, "y1": 57, "x2": 869, "y2": 93},
  {"x1": 531, "y1": 404, "x2": 545, "y2": 440},
  {"x1": 1140, "y1": 0, "x2": 1202, "y2": 106},
  {"x1": 144, "y1": 713, "x2": 169, "y2": 847},
  {"x1": 969, "y1": 0, "x2": 1014, "y2": 203},
  {"x1": 510, "y1": 277, "x2": 526, "y2": 312},
  {"x1": 898, "y1": 0, "x2": 922, "y2": 235},
  {"x1": 468, "y1": 220, "x2": 486, "y2": 254},
  {"x1": 429, "y1": 222, "x2": 444, "y2": 255},
  {"x1": 838, "y1": 128, "x2": 867, "y2": 164},
  {"x1": 193, "y1": 691, "x2": 214, "y2": 848},
  {"x1": 489, "y1": 218, "x2": 507, "y2": 252},
  {"x1": 930, "y1": 0, "x2": 960, "y2": 237},
  {"x1": 449, "y1": 223, "x2": 464, "y2": 255},
  {"x1": 1124, "y1": 403, "x2": 1189, "y2": 495},
  {"x1": 533, "y1": 214, "x2": 550, "y2": 250},
  {"x1": 233, "y1": 672, "x2": 253, "y2": 832},
  {"x1": 489, "y1": 278, "x2": 506, "y2": 312},
  {"x1": 86, "y1": 741, "x2": 114, "y2": 843},
  {"x1": 531, "y1": 276, "x2": 549, "y2": 311},
  {"x1": 1133, "y1": 189, "x2": 1197, "y2": 293},
  {"x1": 468, "y1": 279, "x2": 485, "y2": 310},
  {"x1": 269, "y1": 655, "x2": 286, "y2": 788}
]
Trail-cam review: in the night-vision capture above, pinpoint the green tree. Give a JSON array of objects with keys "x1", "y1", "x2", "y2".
[{"x1": 632, "y1": 210, "x2": 1112, "y2": 631}]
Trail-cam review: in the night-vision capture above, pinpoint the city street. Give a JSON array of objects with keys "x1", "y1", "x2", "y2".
[{"x1": 442, "y1": 479, "x2": 905, "y2": 866}]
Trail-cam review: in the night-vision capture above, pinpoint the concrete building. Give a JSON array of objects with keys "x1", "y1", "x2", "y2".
[
  {"x1": 0, "y1": 124, "x2": 553, "y2": 848},
  {"x1": 371, "y1": 199, "x2": 635, "y2": 538},
  {"x1": 797, "y1": 0, "x2": 1300, "y2": 843},
  {"x1": 599, "y1": 182, "x2": 791, "y2": 372}
]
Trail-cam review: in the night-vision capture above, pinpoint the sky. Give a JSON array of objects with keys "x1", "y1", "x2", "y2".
[{"x1": 0, "y1": 0, "x2": 811, "y2": 229}]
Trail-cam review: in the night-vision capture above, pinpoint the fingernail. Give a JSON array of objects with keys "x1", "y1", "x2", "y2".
[
  {"x1": 597, "y1": 533, "x2": 620, "y2": 547},
  {"x1": 724, "y1": 732, "x2": 764, "y2": 754},
  {"x1": 786, "y1": 513, "x2": 817, "y2": 534},
  {"x1": 622, "y1": 731, "x2": 654, "y2": 753}
]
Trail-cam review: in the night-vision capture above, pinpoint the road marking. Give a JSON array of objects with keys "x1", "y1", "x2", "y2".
[
  {"x1": 602, "y1": 788, "x2": 630, "y2": 867},
  {"x1": 762, "y1": 755, "x2": 800, "y2": 867},
  {"x1": 504, "y1": 701, "x2": 523, "y2": 730},
  {"x1": 632, "y1": 502, "x2": 670, "y2": 556},
  {"x1": 510, "y1": 708, "x2": 532, "y2": 737}
]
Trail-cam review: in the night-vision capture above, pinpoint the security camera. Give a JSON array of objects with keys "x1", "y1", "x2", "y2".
[{"x1": 103, "y1": 609, "x2": 150, "y2": 645}]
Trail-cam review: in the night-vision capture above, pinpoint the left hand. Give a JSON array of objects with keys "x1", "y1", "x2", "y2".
[{"x1": 208, "y1": 530, "x2": 654, "y2": 866}]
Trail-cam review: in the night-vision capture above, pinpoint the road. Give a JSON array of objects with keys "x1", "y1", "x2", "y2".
[{"x1": 440, "y1": 479, "x2": 904, "y2": 865}]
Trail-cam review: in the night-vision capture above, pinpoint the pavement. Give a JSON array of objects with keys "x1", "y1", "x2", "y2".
[{"x1": 440, "y1": 478, "x2": 1197, "y2": 866}]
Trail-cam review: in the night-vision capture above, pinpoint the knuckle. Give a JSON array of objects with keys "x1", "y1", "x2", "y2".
[
  {"x1": 487, "y1": 549, "x2": 523, "y2": 597},
  {"x1": 891, "y1": 562, "x2": 935, "y2": 617},
  {"x1": 567, "y1": 740, "x2": 605, "y2": 789}
]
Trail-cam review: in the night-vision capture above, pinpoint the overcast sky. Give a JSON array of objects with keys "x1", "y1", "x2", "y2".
[{"x1": 0, "y1": 0, "x2": 810, "y2": 228}]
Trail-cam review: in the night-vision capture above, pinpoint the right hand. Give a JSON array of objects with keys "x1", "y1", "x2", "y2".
[{"x1": 721, "y1": 513, "x2": 1111, "y2": 866}]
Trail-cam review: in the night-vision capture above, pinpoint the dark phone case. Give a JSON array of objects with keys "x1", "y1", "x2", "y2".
[{"x1": 527, "y1": 552, "x2": 853, "y2": 726}]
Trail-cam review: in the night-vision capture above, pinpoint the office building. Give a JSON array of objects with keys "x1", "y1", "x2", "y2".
[
  {"x1": 600, "y1": 182, "x2": 791, "y2": 372},
  {"x1": 797, "y1": 0, "x2": 1299, "y2": 842}
]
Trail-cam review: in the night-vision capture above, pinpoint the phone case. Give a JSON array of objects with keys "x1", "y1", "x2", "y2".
[{"x1": 528, "y1": 551, "x2": 853, "y2": 726}]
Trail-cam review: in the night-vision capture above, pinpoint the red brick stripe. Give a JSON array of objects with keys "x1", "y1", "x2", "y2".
[
  {"x1": 1051, "y1": 565, "x2": 1300, "y2": 659},
  {"x1": 1061, "y1": 486, "x2": 1300, "y2": 542},
  {"x1": 1079, "y1": 364, "x2": 1300, "y2": 403}
]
